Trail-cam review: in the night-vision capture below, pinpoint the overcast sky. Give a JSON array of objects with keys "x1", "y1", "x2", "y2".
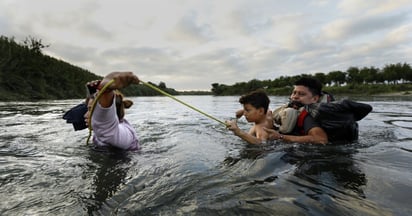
[{"x1": 1, "y1": 0, "x2": 411, "y2": 90}]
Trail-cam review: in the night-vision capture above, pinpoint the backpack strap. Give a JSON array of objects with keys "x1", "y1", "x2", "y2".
[
  {"x1": 297, "y1": 109, "x2": 308, "y2": 135},
  {"x1": 320, "y1": 91, "x2": 335, "y2": 103}
]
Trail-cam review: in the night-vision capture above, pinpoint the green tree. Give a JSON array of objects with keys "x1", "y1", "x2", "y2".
[
  {"x1": 383, "y1": 64, "x2": 400, "y2": 84},
  {"x1": 397, "y1": 63, "x2": 412, "y2": 82},
  {"x1": 359, "y1": 67, "x2": 375, "y2": 84},
  {"x1": 211, "y1": 83, "x2": 225, "y2": 95},
  {"x1": 23, "y1": 36, "x2": 49, "y2": 54},
  {"x1": 158, "y1": 81, "x2": 166, "y2": 89},
  {"x1": 347, "y1": 67, "x2": 363, "y2": 84},
  {"x1": 246, "y1": 79, "x2": 264, "y2": 92},
  {"x1": 400, "y1": 63, "x2": 412, "y2": 82},
  {"x1": 0, "y1": 35, "x2": 179, "y2": 100},
  {"x1": 327, "y1": 70, "x2": 346, "y2": 86},
  {"x1": 314, "y1": 72, "x2": 327, "y2": 85}
]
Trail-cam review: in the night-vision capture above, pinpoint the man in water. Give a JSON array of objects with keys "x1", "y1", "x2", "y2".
[
  {"x1": 84, "y1": 71, "x2": 140, "y2": 150},
  {"x1": 63, "y1": 71, "x2": 140, "y2": 150},
  {"x1": 264, "y1": 77, "x2": 328, "y2": 144}
]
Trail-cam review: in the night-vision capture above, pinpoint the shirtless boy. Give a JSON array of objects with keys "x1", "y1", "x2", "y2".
[{"x1": 226, "y1": 90, "x2": 271, "y2": 144}]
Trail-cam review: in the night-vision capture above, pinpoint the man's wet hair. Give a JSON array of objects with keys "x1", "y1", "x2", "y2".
[
  {"x1": 239, "y1": 90, "x2": 270, "y2": 113},
  {"x1": 294, "y1": 77, "x2": 322, "y2": 96}
]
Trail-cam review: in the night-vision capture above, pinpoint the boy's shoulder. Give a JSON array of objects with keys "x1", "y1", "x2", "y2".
[{"x1": 253, "y1": 121, "x2": 267, "y2": 129}]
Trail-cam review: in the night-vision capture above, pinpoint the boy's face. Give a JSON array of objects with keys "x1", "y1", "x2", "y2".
[
  {"x1": 290, "y1": 85, "x2": 319, "y2": 105},
  {"x1": 242, "y1": 103, "x2": 264, "y2": 123}
]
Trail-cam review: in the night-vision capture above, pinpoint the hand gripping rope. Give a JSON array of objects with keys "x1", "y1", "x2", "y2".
[{"x1": 86, "y1": 79, "x2": 115, "y2": 145}]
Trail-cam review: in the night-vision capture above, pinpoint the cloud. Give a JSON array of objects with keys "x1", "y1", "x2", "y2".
[
  {"x1": 167, "y1": 11, "x2": 215, "y2": 44},
  {"x1": 1, "y1": 0, "x2": 411, "y2": 90},
  {"x1": 320, "y1": 12, "x2": 409, "y2": 41},
  {"x1": 338, "y1": 0, "x2": 411, "y2": 15}
]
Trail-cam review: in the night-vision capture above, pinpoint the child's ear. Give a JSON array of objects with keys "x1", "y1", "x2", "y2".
[
  {"x1": 258, "y1": 107, "x2": 265, "y2": 114},
  {"x1": 123, "y1": 100, "x2": 133, "y2": 109}
]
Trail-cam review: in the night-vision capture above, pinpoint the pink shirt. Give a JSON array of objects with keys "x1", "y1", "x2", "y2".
[{"x1": 91, "y1": 97, "x2": 139, "y2": 150}]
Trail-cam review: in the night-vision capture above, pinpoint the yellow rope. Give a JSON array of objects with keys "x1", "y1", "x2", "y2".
[
  {"x1": 140, "y1": 80, "x2": 227, "y2": 126},
  {"x1": 86, "y1": 79, "x2": 227, "y2": 144},
  {"x1": 86, "y1": 79, "x2": 115, "y2": 145}
]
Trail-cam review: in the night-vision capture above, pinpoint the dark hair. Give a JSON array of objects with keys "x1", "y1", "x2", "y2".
[
  {"x1": 294, "y1": 77, "x2": 322, "y2": 96},
  {"x1": 239, "y1": 90, "x2": 270, "y2": 113},
  {"x1": 114, "y1": 91, "x2": 133, "y2": 120}
]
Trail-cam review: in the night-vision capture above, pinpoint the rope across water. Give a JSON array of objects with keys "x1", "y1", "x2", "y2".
[
  {"x1": 140, "y1": 80, "x2": 227, "y2": 126},
  {"x1": 86, "y1": 79, "x2": 115, "y2": 145}
]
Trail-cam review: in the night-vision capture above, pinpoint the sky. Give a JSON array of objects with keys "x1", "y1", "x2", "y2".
[{"x1": 1, "y1": 0, "x2": 411, "y2": 91}]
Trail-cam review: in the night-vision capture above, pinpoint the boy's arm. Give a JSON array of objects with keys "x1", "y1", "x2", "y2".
[
  {"x1": 226, "y1": 119, "x2": 265, "y2": 145},
  {"x1": 235, "y1": 109, "x2": 244, "y2": 118}
]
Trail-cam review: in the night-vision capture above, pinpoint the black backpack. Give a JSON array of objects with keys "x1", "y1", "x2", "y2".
[{"x1": 305, "y1": 99, "x2": 373, "y2": 143}]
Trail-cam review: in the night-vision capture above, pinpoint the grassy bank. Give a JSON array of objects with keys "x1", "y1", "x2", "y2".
[
  {"x1": 324, "y1": 83, "x2": 412, "y2": 96},
  {"x1": 265, "y1": 83, "x2": 412, "y2": 97}
]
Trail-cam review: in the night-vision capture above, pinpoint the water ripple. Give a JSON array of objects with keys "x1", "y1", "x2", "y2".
[{"x1": 0, "y1": 97, "x2": 412, "y2": 215}]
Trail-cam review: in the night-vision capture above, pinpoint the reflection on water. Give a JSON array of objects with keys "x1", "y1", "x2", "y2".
[
  {"x1": 85, "y1": 148, "x2": 131, "y2": 214},
  {"x1": 0, "y1": 96, "x2": 412, "y2": 215}
]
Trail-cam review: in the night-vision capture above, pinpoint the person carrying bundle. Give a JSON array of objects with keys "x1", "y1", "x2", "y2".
[
  {"x1": 265, "y1": 77, "x2": 372, "y2": 144},
  {"x1": 63, "y1": 71, "x2": 140, "y2": 150}
]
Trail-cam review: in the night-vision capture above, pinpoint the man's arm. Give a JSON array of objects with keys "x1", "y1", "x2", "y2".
[{"x1": 263, "y1": 126, "x2": 328, "y2": 145}]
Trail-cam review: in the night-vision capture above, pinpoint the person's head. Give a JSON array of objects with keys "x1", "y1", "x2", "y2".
[
  {"x1": 290, "y1": 77, "x2": 322, "y2": 105},
  {"x1": 84, "y1": 91, "x2": 133, "y2": 126},
  {"x1": 239, "y1": 90, "x2": 270, "y2": 123},
  {"x1": 113, "y1": 91, "x2": 133, "y2": 120}
]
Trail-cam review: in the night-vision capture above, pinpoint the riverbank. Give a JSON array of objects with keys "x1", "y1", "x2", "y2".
[{"x1": 372, "y1": 91, "x2": 411, "y2": 96}]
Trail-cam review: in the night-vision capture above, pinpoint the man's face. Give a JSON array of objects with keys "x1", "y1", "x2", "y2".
[{"x1": 290, "y1": 85, "x2": 319, "y2": 105}]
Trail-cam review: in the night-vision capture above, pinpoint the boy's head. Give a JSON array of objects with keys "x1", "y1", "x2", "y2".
[
  {"x1": 239, "y1": 90, "x2": 270, "y2": 113},
  {"x1": 239, "y1": 90, "x2": 270, "y2": 123}
]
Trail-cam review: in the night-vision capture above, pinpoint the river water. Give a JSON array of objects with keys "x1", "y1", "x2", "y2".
[{"x1": 0, "y1": 95, "x2": 411, "y2": 215}]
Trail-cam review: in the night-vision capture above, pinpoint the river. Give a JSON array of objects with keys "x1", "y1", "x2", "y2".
[{"x1": 0, "y1": 95, "x2": 411, "y2": 215}]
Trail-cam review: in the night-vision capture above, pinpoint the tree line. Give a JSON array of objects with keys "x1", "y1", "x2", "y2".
[
  {"x1": 211, "y1": 63, "x2": 412, "y2": 96},
  {"x1": 1, "y1": 35, "x2": 411, "y2": 100},
  {"x1": 0, "y1": 35, "x2": 178, "y2": 101}
]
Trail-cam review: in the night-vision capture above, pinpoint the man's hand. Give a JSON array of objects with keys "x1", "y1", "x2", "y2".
[
  {"x1": 86, "y1": 80, "x2": 101, "y2": 96},
  {"x1": 93, "y1": 72, "x2": 139, "y2": 108},
  {"x1": 101, "y1": 71, "x2": 140, "y2": 90},
  {"x1": 263, "y1": 127, "x2": 282, "y2": 140}
]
